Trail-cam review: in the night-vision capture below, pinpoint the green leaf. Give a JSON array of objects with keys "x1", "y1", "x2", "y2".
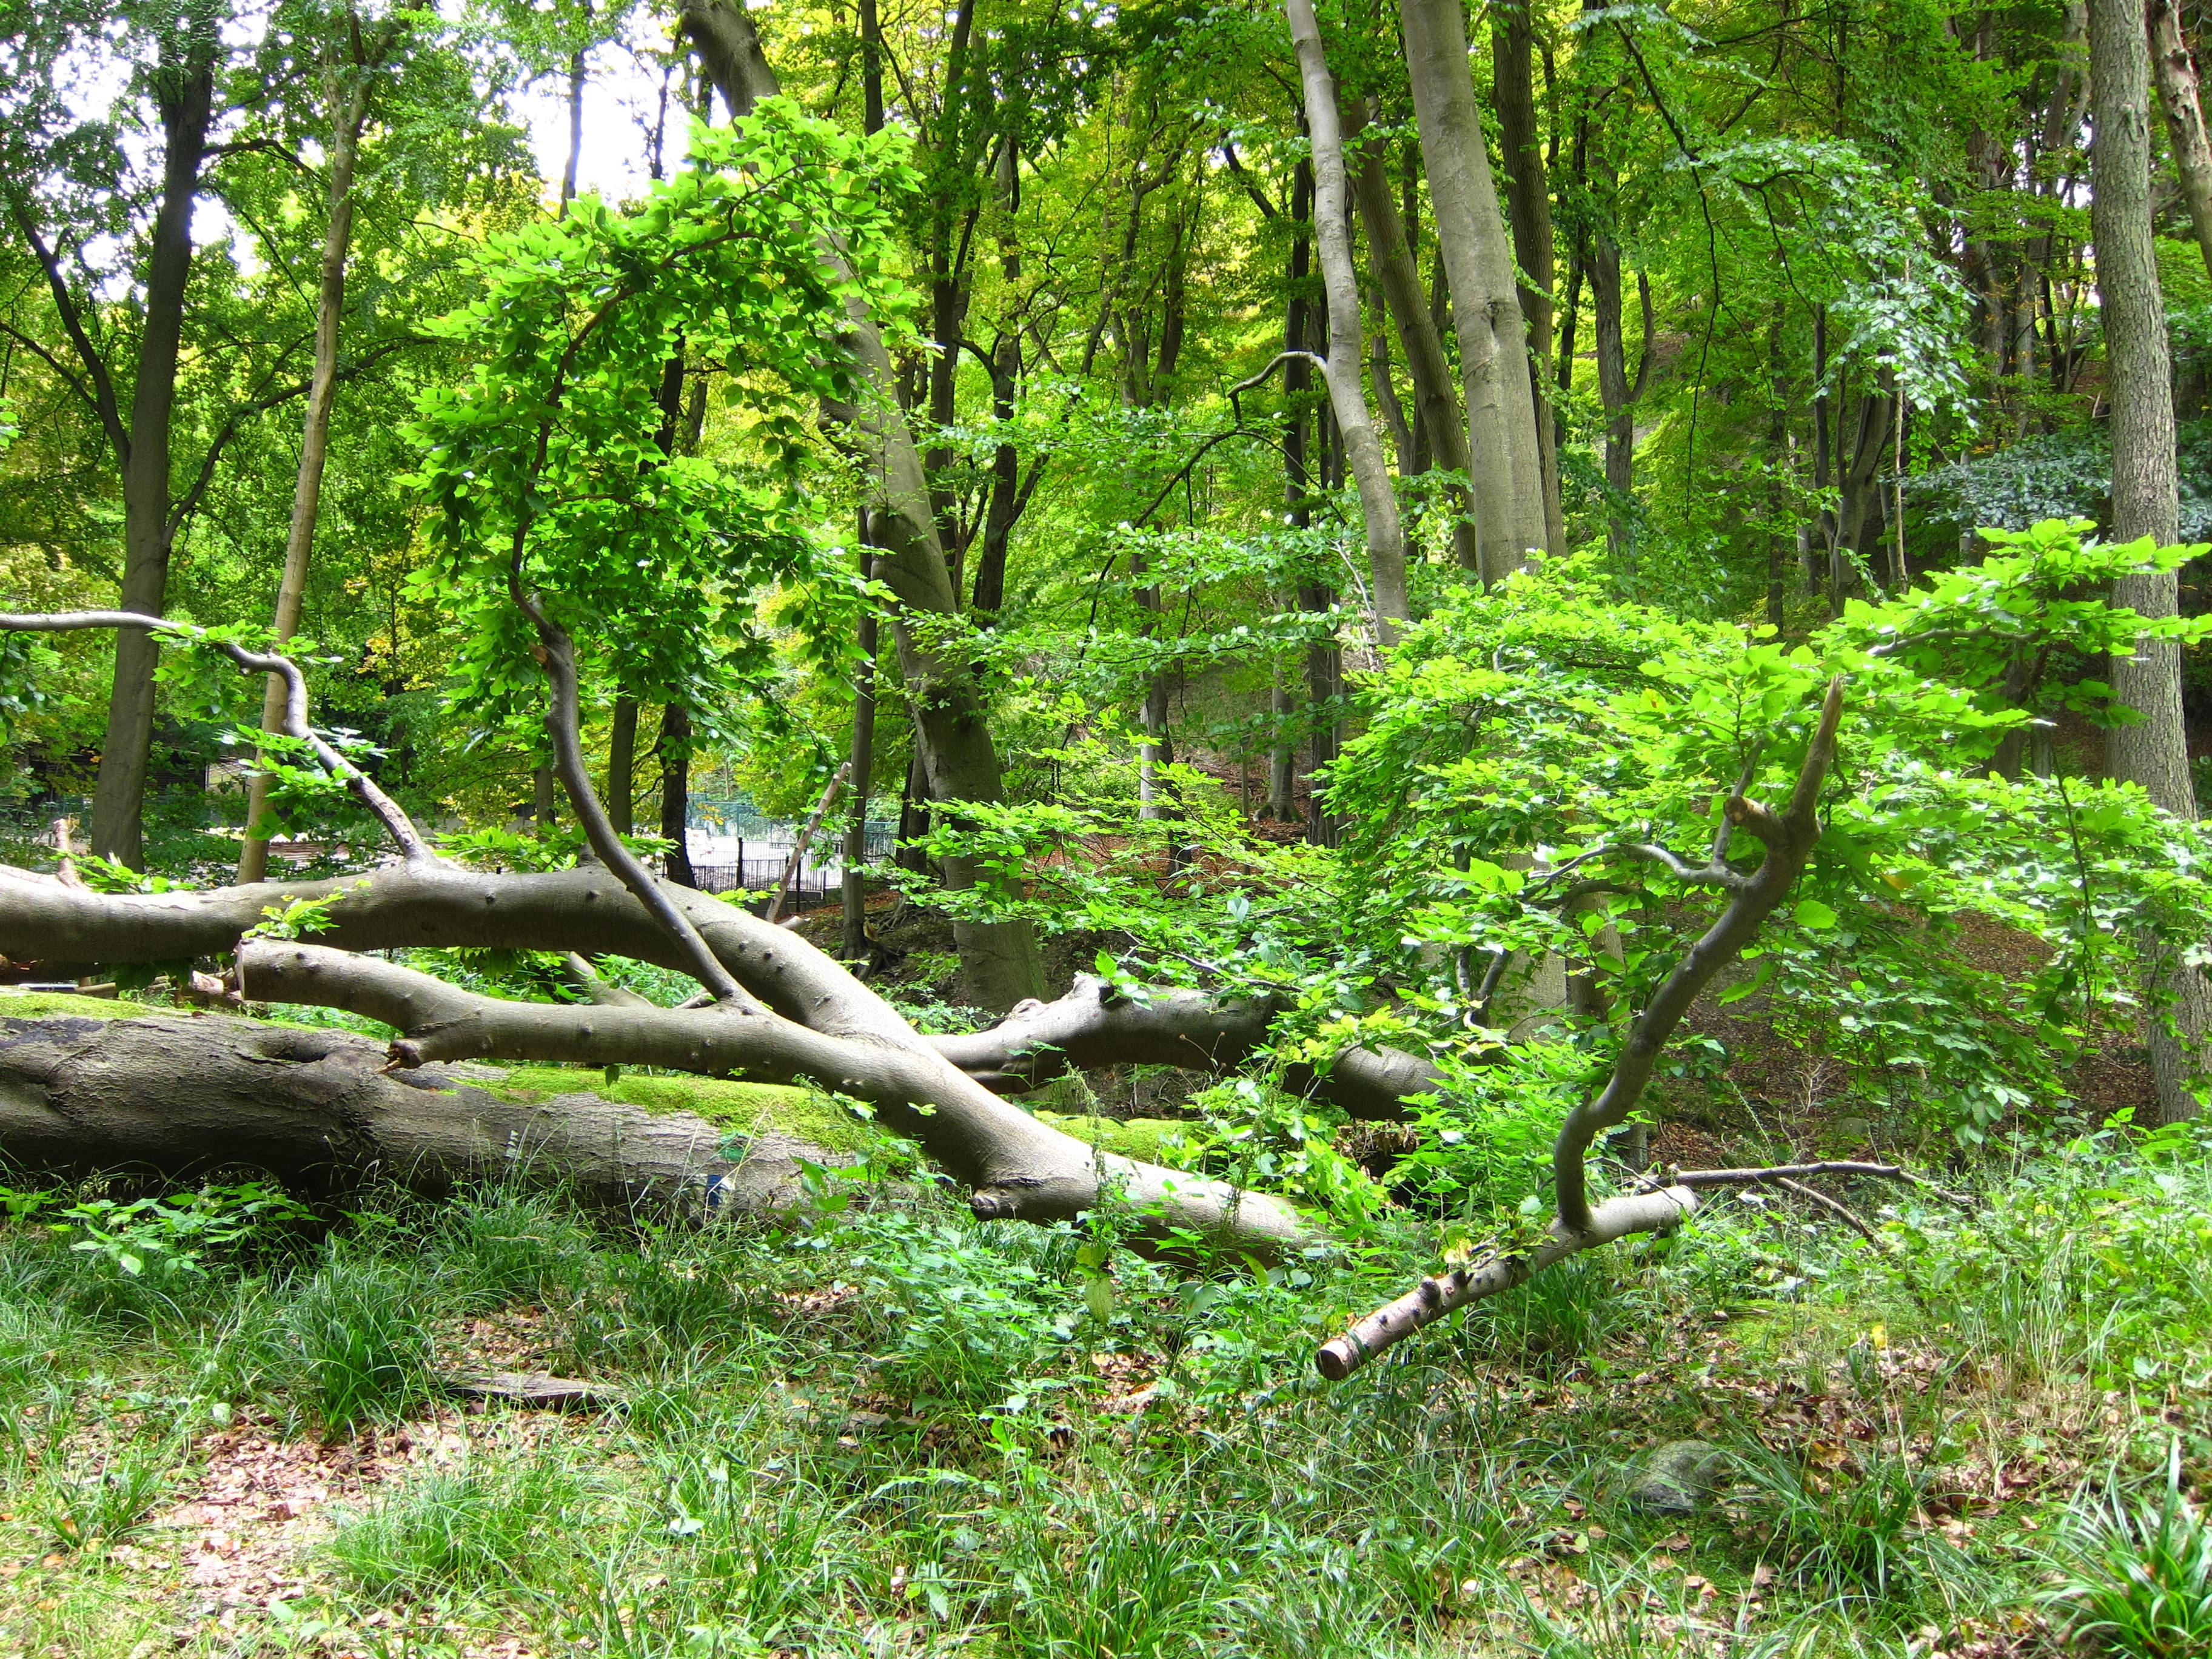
[{"x1": 1794, "y1": 898, "x2": 1839, "y2": 930}]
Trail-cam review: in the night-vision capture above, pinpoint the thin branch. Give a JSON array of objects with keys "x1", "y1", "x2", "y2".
[
  {"x1": 766, "y1": 760, "x2": 851, "y2": 924},
  {"x1": 518, "y1": 609, "x2": 752, "y2": 1008},
  {"x1": 5, "y1": 200, "x2": 127, "y2": 461}
]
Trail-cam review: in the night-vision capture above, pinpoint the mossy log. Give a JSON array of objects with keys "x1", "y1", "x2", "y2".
[{"x1": 0, "y1": 996, "x2": 843, "y2": 1212}]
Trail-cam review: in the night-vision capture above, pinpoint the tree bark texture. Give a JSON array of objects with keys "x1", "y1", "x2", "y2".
[
  {"x1": 2090, "y1": 0, "x2": 2208, "y2": 1122},
  {"x1": 88, "y1": 36, "x2": 218, "y2": 868},
  {"x1": 0, "y1": 865, "x2": 1440, "y2": 1129},
  {"x1": 1590, "y1": 233, "x2": 1635, "y2": 557},
  {"x1": 0, "y1": 1005, "x2": 834, "y2": 1212},
  {"x1": 1287, "y1": 0, "x2": 1412, "y2": 638},
  {"x1": 240, "y1": 45, "x2": 374, "y2": 885},
  {"x1": 679, "y1": 0, "x2": 1045, "y2": 1011},
  {"x1": 2148, "y1": 0, "x2": 2212, "y2": 282},
  {"x1": 842, "y1": 540, "x2": 879, "y2": 962},
  {"x1": 1492, "y1": 0, "x2": 1565, "y2": 554},
  {"x1": 1398, "y1": 0, "x2": 1551, "y2": 581},
  {"x1": 657, "y1": 703, "x2": 695, "y2": 889},
  {"x1": 608, "y1": 695, "x2": 639, "y2": 837}
]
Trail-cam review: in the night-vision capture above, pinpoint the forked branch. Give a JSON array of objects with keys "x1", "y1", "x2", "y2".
[
  {"x1": 0, "y1": 611, "x2": 436, "y2": 866},
  {"x1": 1317, "y1": 679, "x2": 1848, "y2": 1381}
]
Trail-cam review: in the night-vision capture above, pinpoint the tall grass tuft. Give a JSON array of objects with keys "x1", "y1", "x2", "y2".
[
  {"x1": 327, "y1": 1450, "x2": 597, "y2": 1598},
  {"x1": 2046, "y1": 1446, "x2": 2212, "y2": 1659},
  {"x1": 286, "y1": 1251, "x2": 433, "y2": 1435}
]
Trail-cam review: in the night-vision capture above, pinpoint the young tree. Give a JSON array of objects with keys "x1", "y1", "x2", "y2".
[
  {"x1": 236, "y1": 3, "x2": 417, "y2": 884},
  {"x1": 2, "y1": 0, "x2": 224, "y2": 865}
]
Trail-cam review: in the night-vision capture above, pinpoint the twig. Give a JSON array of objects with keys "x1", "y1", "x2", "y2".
[{"x1": 1775, "y1": 1175, "x2": 1886, "y2": 1250}]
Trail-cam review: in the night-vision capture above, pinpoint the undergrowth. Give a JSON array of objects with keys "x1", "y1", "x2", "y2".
[{"x1": 0, "y1": 1120, "x2": 2205, "y2": 1656}]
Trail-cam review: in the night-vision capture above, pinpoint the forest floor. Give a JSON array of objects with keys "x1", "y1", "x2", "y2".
[{"x1": 0, "y1": 1026, "x2": 2207, "y2": 1658}]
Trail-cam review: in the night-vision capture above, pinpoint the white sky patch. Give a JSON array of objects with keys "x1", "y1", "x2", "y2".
[{"x1": 508, "y1": 13, "x2": 692, "y2": 210}]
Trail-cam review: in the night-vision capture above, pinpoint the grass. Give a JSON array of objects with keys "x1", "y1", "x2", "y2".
[
  {"x1": 326, "y1": 1444, "x2": 601, "y2": 1598},
  {"x1": 0, "y1": 1127, "x2": 2206, "y2": 1655}
]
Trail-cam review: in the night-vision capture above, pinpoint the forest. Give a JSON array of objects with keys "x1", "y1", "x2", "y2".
[{"x1": 2, "y1": 0, "x2": 2211, "y2": 1649}]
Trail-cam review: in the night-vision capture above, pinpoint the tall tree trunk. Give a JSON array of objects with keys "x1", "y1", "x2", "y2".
[
  {"x1": 1348, "y1": 108, "x2": 1481, "y2": 574},
  {"x1": 1267, "y1": 666, "x2": 1296, "y2": 820},
  {"x1": 2091, "y1": 0, "x2": 2207, "y2": 1122},
  {"x1": 238, "y1": 47, "x2": 372, "y2": 885},
  {"x1": 1589, "y1": 227, "x2": 1640, "y2": 560},
  {"x1": 607, "y1": 697, "x2": 638, "y2": 836},
  {"x1": 89, "y1": 37, "x2": 217, "y2": 868},
  {"x1": 1287, "y1": 0, "x2": 1410, "y2": 639},
  {"x1": 680, "y1": 0, "x2": 1044, "y2": 1009},
  {"x1": 842, "y1": 533, "x2": 879, "y2": 961},
  {"x1": 840, "y1": 4, "x2": 888, "y2": 964},
  {"x1": 2149, "y1": 0, "x2": 2212, "y2": 281},
  {"x1": 657, "y1": 703, "x2": 695, "y2": 890},
  {"x1": 1493, "y1": 0, "x2": 1564, "y2": 554},
  {"x1": 606, "y1": 348, "x2": 694, "y2": 846},
  {"x1": 1831, "y1": 384, "x2": 1895, "y2": 606},
  {"x1": 1397, "y1": 0, "x2": 1550, "y2": 581},
  {"x1": 973, "y1": 139, "x2": 1022, "y2": 623},
  {"x1": 1767, "y1": 307, "x2": 1789, "y2": 631}
]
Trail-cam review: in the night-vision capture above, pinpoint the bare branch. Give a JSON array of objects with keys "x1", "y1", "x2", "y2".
[
  {"x1": 4, "y1": 199, "x2": 129, "y2": 461},
  {"x1": 0, "y1": 611, "x2": 435, "y2": 865},
  {"x1": 1315, "y1": 1185, "x2": 1700, "y2": 1381}
]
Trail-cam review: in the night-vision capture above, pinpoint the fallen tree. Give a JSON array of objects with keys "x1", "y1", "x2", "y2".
[
  {"x1": 0, "y1": 999, "x2": 831, "y2": 1212},
  {"x1": 0, "y1": 866, "x2": 1443, "y2": 1121},
  {"x1": 0, "y1": 609, "x2": 1316, "y2": 1255}
]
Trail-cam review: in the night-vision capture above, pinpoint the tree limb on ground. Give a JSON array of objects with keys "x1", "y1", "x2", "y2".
[
  {"x1": 1318, "y1": 679, "x2": 1855, "y2": 1379},
  {"x1": 0, "y1": 612, "x2": 1313, "y2": 1255}
]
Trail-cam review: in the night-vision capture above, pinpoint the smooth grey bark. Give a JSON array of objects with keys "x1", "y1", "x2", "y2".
[
  {"x1": 0, "y1": 1007, "x2": 828, "y2": 1212},
  {"x1": 243, "y1": 942, "x2": 1310, "y2": 1249},
  {"x1": 240, "y1": 22, "x2": 386, "y2": 885},
  {"x1": 1286, "y1": 0, "x2": 1411, "y2": 639},
  {"x1": 935, "y1": 974, "x2": 1441, "y2": 1118},
  {"x1": 1492, "y1": 0, "x2": 1564, "y2": 554},
  {"x1": 1589, "y1": 232, "x2": 1637, "y2": 555},
  {"x1": 607, "y1": 696, "x2": 639, "y2": 836},
  {"x1": 679, "y1": 0, "x2": 1044, "y2": 1011},
  {"x1": 2148, "y1": 0, "x2": 2212, "y2": 282},
  {"x1": 2090, "y1": 0, "x2": 2208, "y2": 1123},
  {"x1": 842, "y1": 538, "x2": 879, "y2": 961},
  {"x1": 1397, "y1": 0, "x2": 1550, "y2": 580},
  {"x1": 1343, "y1": 117, "x2": 1457, "y2": 457}
]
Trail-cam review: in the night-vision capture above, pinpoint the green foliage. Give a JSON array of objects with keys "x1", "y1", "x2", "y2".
[
  {"x1": 406, "y1": 100, "x2": 915, "y2": 739},
  {"x1": 42, "y1": 1182, "x2": 314, "y2": 1280}
]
